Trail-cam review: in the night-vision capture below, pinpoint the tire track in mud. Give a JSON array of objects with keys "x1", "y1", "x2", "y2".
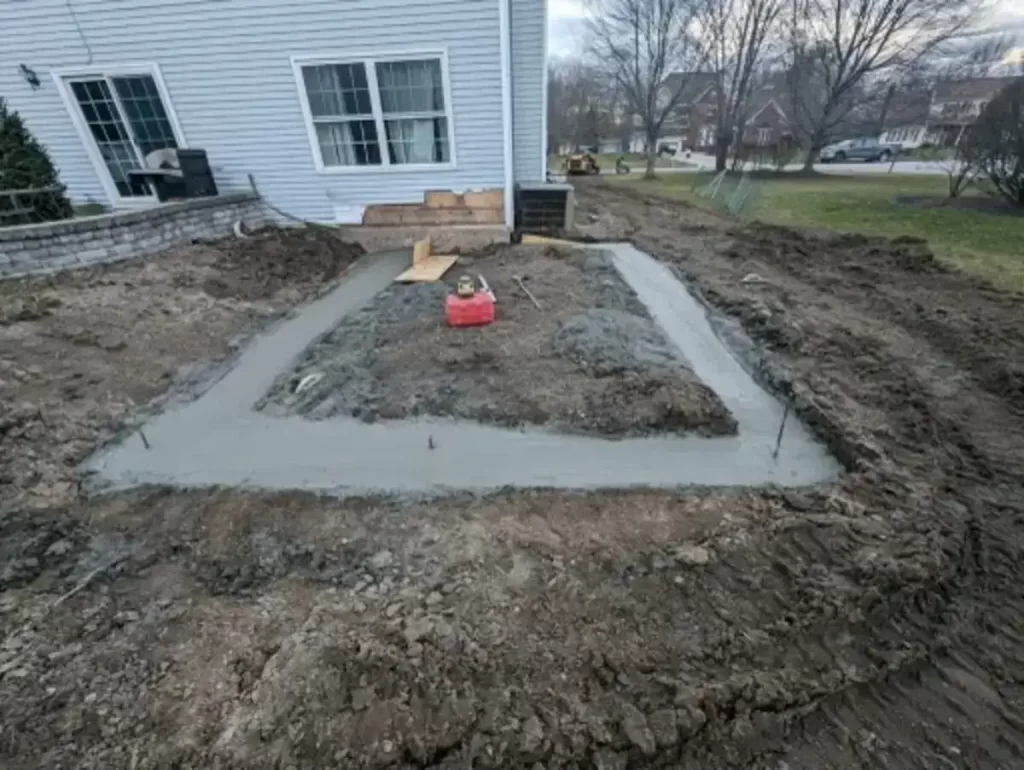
[
  {"x1": 5, "y1": 183, "x2": 1024, "y2": 768},
  {"x1": 572, "y1": 182, "x2": 1024, "y2": 768}
]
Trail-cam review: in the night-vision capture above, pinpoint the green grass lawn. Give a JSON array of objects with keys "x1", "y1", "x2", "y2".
[{"x1": 610, "y1": 172, "x2": 1024, "y2": 289}]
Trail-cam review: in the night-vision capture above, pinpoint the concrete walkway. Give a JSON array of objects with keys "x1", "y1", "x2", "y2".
[{"x1": 86, "y1": 244, "x2": 841, "y2": 496}]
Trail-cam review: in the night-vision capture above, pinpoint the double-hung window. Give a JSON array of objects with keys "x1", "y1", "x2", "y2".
[{"x1": 294, "y1": 54, "x2": 454, "y2": 171}]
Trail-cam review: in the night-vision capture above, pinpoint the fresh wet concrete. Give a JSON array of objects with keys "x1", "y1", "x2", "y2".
[
  {"x1": 86, "y1": 244, "x2": 841, "y2": 494},
  {"x1": 258, "y1": 246, "x2": 735, "y2": 438}
]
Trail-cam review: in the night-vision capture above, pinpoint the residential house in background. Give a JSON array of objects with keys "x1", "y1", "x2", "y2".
[
  {"x1": 733, "y1": 74, "x2": 793, "y2": 154},
  {"x1": 653, "y1": 72, "x2": 793, "y2": 157},
  {"x1": 926, "y1": 77, "x2": 1016, "y2": 147},
  {"x1": 877, "y1": 86, "x2": 932, "y2": 149},
  {"x1": 651, "y1": 72, "x2": 1018, "y2": 160},
  {"x1": 0, "y1": 0, "x2": 546, "y2": 226},
  {"x1": 880, "y1": 77, "x2": 1017, "y2": 149},
  {"x1": 655, "y1": 72, "x2": 717, "y2": 153}
]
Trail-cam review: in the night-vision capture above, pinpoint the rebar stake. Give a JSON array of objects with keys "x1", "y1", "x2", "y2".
[{"x1": 772, "y1": 401, "x2": 791, "y2": 460}]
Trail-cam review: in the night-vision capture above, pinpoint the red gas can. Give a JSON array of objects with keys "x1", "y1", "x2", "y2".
[{"x1": 445, "y1": 293, "x2": 495, "y2": 327}]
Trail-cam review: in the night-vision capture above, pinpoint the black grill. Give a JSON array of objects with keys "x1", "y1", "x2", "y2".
[{"x1": 176, "y1": 149, "x2": 218, "y2": 198}]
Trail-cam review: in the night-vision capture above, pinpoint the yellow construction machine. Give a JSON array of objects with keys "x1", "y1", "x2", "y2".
[{"x1": 562, "y1": 153, "x2": 600, "y2": 176}]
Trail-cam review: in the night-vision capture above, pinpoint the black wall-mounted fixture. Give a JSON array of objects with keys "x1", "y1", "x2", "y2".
[{"x1": 19, "y1": 64, "x2": 40, "y2": 90}]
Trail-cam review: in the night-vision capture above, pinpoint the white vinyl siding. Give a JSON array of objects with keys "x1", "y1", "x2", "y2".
[
  {"x1": 510, "y1": 0, "x2": 545, "y2": 183},
  {"x1": 0, "y1": 0, "x2": 532, "y2": 221}
]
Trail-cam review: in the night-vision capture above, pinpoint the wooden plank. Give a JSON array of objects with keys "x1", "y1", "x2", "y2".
[
  {"x1": 463, "y1": 189, "x2": 503, "y2": 209},
  {"x1": 412, "y1": 237, "x2": 431, "y2": 265},
  {"x1": 394, "y1": 254, "x2": 459, "y2": 283},
  {"x1": 520, "y1": 234, "x2": 580, "y2": 248},
  {"x1": 425, "y1": 190, "x2": 464, "y2": 208}
]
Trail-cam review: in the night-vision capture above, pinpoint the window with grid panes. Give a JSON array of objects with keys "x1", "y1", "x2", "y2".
[
  {"x1": 298, "y1": 56, "x2": 451, "y2": 168},
  {"x1": 67, "y1": 73, "x2": 178, "y2": 197}
]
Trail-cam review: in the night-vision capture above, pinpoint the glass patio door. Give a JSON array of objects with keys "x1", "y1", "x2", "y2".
[{"x1": 67, "y1": 75, "x2": 179, "y2": 199}]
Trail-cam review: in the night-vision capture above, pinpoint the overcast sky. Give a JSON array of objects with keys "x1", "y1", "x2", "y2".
[{"x1": 547, "y1": 0, "x2": 1024, "y2": 59}]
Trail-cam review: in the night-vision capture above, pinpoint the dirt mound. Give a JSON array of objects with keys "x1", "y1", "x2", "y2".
[
  {"x1": 202, "y1": 227, "x2": 364, "y2": 300},
  {"x1": 552, "y1": 308, "x2": 685, "y2": 376},
  {"x1": 260, "y1": 244, "x2": 736, "y2": 438},
  {"x1": 0, "y1": 229, "x2": 364, "y2": 511},
  {"x1": 563, "y1": 180, "x2": 1024, "y2": 766},
  {"x1": 737, "y1": 221, "x2": 949, "y2": 274},
  {"x1": 0, "y1": 508, "x2": 87, "y2": 590}
]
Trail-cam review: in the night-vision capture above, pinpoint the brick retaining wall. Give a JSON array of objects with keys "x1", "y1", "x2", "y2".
[{"x1": 0, "y1": 193, "x2": 266, "y2": 278}]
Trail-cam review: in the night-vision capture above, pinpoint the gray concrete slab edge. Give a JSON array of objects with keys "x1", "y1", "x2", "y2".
[{"x1": 85, "y1": 244, "x2": 841, "y2": 495}]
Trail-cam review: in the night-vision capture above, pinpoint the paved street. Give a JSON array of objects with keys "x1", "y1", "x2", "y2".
[{"x1": 660, "y1": 152, "x2": 949, "y2": 175}]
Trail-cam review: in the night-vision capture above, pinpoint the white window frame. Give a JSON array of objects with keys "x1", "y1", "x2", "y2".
[
  {"x1": 51, "y1": 63, "x2": 187, "y2": 208},
  {"x1": 291, "y1": 50, "x2": 457, "y2": 175}
]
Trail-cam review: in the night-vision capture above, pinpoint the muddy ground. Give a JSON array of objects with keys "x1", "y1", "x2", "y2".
[
  {"x1": 4, "y1": 184, "x2": 1024, "y2": 769},
  {"x1": 0, "y1": 227, "x2": 362, "y2": 510},
  {"x1": 260, "y1": 243, "x2": 735, "y2": 437}
]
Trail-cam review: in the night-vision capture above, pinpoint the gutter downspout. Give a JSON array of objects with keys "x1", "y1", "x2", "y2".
[{"x1": 498, "y1": 0, "x2": 515, "y2": 228}]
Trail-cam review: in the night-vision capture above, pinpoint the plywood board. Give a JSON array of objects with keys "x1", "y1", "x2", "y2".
[
  {"x1": 394, "y1": 254, "x2": 459, "y2": 283},
  {"x1": 520, "y1": 234, "x2": 580, "y2": 248},
  {"x1": 413, "y1": 237, "x2": 431, "y2": 265}
]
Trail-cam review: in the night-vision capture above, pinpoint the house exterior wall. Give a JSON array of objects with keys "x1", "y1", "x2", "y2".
[
  {"x1": 740, "y1": 102, "x2": 791, "y2": 149},
  {"x1": 680, "y1": 91, "x2": 718, "y2": 150},
  {"x1": 510, "y1": 0, "x2": 545, "y2": 183},
  {"x1": 929, "y1": 97, "x2": 993, "y2": 126},
  {"x1": 879, "y1": 126, "x2": 928, "y2": 149},
  {"x1": 0, "y1": 0, "x2": 541, "y2": 222}
]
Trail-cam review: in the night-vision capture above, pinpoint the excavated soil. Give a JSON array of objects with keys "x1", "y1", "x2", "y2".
[
  {"x1": 200, "y1": 226, "x2": 364, "y2": 300},
  {"x1": 0, "y1": 227, "x2": 362, "y2": 510},
  {"x1": 260, "y1": 243, "x2": 736, "y2": 437},
  {"x1": 4, "y1": 183, "x2": 1024, "y2": 768}
]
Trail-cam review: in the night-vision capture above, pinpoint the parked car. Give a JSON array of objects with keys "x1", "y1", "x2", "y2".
[{"x1": 819, "y1": 137, "x2": 897, "y2": 163}]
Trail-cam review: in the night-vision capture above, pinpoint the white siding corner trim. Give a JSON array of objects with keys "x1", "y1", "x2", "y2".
[
  {"x1": 540, "y1": 0, "x2": 549, "y2": 180},
  {"x1": 289, "y1": 50, "x2": 458, "y2": 176},
  {"x1": 498, "y1": 0, "x2": 514, "y2": 227},
  {"x1": 50, "y1": 62, "x2": 187, "y2": 208}
]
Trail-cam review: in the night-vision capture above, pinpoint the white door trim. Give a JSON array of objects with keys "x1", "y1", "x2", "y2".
[{"x1": 51, "y1": 63, "x2": 188, "y2": 207}]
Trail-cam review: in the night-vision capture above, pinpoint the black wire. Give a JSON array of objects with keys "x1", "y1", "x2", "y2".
[{"x1": 65, "y1": 0, "x2": 94, "y2": 65}]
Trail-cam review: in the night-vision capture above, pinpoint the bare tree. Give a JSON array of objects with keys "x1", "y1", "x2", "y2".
[
  {"x1": 696, "y1": 0, "x2": 784, "y2": 171},
  {"x1": 547, "y1": 62, "x2": 617, "y2": 153},
  {"x1": 785, "y1": 0, "x2": 978, "y2": 171},
  {"x1": 912, "y1": 142, "x2": 979, "y2": 197},
  {"x1": 587, "y1": 0, "x2": 705, "y2": 178}
]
